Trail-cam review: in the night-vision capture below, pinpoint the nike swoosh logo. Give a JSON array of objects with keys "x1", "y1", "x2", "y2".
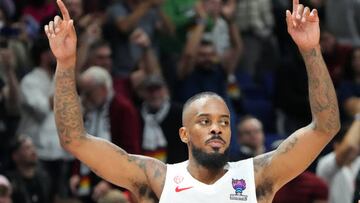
[{"x1": 175, "y1": 186, "x2": 193, "y2": 192}]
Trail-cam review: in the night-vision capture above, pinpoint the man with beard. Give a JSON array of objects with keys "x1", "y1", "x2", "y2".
[
  {"x1": 6, "y1": 136, "x2": 51, "y2": 203},
  {"x1": 175, "y1": 0, "x2": 241, "y2": 103},
  {"x1": 45, "y1": 0, "x2": 340, "y2": 202}
]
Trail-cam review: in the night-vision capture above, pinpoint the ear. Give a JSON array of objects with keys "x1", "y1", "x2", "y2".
[{"x1": 179, "y1": 127, "x2": 189, "y2": 143}]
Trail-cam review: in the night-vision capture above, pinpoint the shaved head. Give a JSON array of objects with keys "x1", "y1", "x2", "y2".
[{"x1": 182, "y1": 92, "x2": 228, "y2": 125}]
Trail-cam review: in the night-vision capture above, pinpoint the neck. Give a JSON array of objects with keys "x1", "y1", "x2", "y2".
[
  {"x1": 17, "y1": 164, "x2": 36, "y2": 178},
  {"x1": 187, "y1": 157, "x2": 227, "y2": 185}
]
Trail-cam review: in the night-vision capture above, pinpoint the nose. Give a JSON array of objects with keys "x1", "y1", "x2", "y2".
[{"x1": 210, "y1": 123, "x2": 222, "y2": 135}]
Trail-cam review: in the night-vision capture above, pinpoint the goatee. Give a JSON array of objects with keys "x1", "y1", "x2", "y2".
[{"x1": 192, "y1": 145, "x2": 229, "y2": 170}]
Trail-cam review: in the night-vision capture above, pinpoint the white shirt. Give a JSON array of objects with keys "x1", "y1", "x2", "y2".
[
  {"x1": 159, "y1": 158, "x2": 257, "y2": 203},
  {"x1": 316, "y1": 152, "x2": 360, "y2": 203},
  {"x1": 18, "y1": 68, "x2": 70, "y2": 160}
]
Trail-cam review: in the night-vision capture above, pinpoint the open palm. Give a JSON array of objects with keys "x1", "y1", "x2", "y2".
[
  {"x1": 45, "y1": 0, "x2": 77, "y2": 62},
  {"x1": 286, "y1": 0, "x2": 320, "y2": 52}
]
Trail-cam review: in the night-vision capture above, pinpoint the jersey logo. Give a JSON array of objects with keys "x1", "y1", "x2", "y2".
[
  {"x1": 174, "y1": 175, "x2": 184, "y2": 184},
  {"x1": 230, "y1": 179, "x2": 248, "y2": 201},
  {"x1": 175, "y1": 186, "x2": 193, "y2": 192}
]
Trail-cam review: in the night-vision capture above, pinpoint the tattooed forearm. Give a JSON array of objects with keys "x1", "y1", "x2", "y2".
[
  {"x1": 301, "y1": 47, "x2": 340, "y2": 135},
  {"x1": 54, "y1": 67, "x2": 86, "y2": 146}
]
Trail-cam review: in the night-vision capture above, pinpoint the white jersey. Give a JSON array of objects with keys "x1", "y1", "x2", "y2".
[{"x1": 159, "y1": 158, "x2": 257, "y2": 203}]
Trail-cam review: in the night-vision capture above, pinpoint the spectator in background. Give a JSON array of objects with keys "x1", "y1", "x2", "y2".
[
  {"x1": 320, "y1": 27, "x2": 352, "y2": 86},
  {"x1": 83, "y1": 40, "x2": 112, "y2": 73},
  {"x1": 338, "y1": 47, "x2": 360, "y2": 121},
  {"x1": 0, "y1": 45, "x2": 21, "y2": 173},
  {"x1": 139, "y1": 74, "x2": 187, "y2": 163},
  {"x1": 6, "y1": 135, "x2": 51, "y2": 203},
  {"x1": 97, "y1": 189, "x2": 130, "y2": 203},
  {"x1": 274, "y1": 50, "x2": 311, "y2": 135},
  {"x1": 231, "y1": 115, "x2": 265, "y2": 161},
  {"x1": 235, "y1": 0, "x2": 279, "y2": 76},
  {"x1": 0, "y1": 7, "x2": 32, "y2": 77},
  {"x1": 175, "y1": 0, "x2": 241, "y2": 102},
  {"x1": 0, "y1": 175, "x2": 12, "y2": 203},
  {"x1": 17, "y1": 37, "x2": 72, "y2": 201},
  {"x1": 110, "y1": 29, "x2": 161, "y2": 154},
  {"x1": 161, "y1": 0, "x2": 196, "y2": 55},
  {"x1": 273, "y1": 171, "x2": 328, "y2": 203},
  {"x1": 104, "y1": 0, "x2": 171, "y2": 76},
  {"x1": 316, "y1": 114, "x2": 360, "y2": 203},
  {"x1": 325, "y1": 0, "x2": 360, "y2": 46},
  {"x1": 22, "y1": 0, "x2": 57, "y2": 25}
]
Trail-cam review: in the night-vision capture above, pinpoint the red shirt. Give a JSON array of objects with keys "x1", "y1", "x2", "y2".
[{"x1": 273, "y1": 171, "x2": 328, "y2": 203}]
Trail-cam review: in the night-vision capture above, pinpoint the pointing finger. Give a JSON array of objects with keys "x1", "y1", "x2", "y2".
[
  {"x1": 293, "y1": 0, "x2": 299, "y2": 13},
  {"x1": 57, "y1": 0, "x2": 70, "y2": 21}
]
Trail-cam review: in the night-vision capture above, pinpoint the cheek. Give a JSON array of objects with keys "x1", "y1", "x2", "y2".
[{"x1": 188, "y1": 127, "x2": 207, "y2": 143}]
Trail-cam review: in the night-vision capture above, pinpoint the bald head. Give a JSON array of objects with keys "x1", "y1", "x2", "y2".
[{"x1": 182, "y1": 92, "x2": 228, "y2": 126}]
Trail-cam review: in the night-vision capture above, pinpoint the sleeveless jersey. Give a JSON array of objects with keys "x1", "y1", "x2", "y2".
[{"x1": 159, "y1": 158, "x2": 257, "y2": 203}]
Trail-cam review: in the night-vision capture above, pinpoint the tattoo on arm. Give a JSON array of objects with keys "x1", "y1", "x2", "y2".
[
  {"x1": 277, "y1": 136, "x2": 298, "y2": 154},
  {"x1": 302, "y1": 48, "x2": 340, "y2": 134},
  {"x1": 254, "y1": 152, "x2": 273, "y2": 173},
  {"x1": 127, "y1": 155, "x2": 166, "y2": 199},
  {"x1": 254, "y1": 152, "x2": 274, "y2": 200},
  {"x1": 55, "y1": 68, "x2": 86, "y2": 145}
]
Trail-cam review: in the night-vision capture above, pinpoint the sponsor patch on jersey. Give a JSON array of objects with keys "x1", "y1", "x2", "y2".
[{"x1": 230, "y1": 178, "x2": 248, "y2": 201}]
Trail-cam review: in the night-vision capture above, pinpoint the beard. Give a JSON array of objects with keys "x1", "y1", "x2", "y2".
[{"x1": 191, "y1": 144, "x2": 229, "y2": 171}]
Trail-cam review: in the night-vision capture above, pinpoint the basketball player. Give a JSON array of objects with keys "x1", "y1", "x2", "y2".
[{"x1": 44, "y1": 0, "x2": 340, "y2": 202}]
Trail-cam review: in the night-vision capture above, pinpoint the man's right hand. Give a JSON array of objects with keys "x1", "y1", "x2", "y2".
[{"x1": 44, "y1": 0, "x2": 77, "y2": 66}]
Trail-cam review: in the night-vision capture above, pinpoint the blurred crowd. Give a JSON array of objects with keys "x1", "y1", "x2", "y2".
[{"x1": 0, "y1": 0, "x2": 359, "y2": 203}]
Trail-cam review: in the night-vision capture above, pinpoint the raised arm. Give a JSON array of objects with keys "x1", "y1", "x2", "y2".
[
  {"x1": 253, "y1": 0, "x2": 340, "y2": 199},
  {"x1": 115, "y1": 0, "x2": 162, "y2": 34},
  {"x1": 177, "y1": 2, "x2": 207, "y2": 79},
  {"x1": 45, "y1": 0, "x2": 166, "y2": 200},
  {"x1": 221, "y1": 0, "x2": 243, "y2": 75},
  {"x1": 130, "y1": 28, "x2": 162, "y2": 87}
]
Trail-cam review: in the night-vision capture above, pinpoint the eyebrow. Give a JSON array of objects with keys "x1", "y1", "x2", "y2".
[{"x1": 196, "y1": 113, "x2": 230, "y2": 119}]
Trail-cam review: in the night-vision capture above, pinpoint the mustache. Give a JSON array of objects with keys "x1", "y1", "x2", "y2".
[{"x1": 205, "y1": 134, "x2": 226, "y2": 144}]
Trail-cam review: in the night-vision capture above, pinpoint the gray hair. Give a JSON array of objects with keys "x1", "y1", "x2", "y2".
[{"x1": 81, "y1": 66, "x2": 114, "y2": 97}]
